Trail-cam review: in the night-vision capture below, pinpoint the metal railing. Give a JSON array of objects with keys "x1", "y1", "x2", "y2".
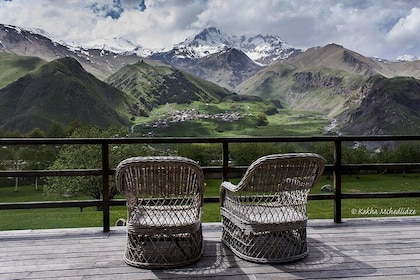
[{"x1": 1, "y1": 135, "x2": 419, "y2": 232}]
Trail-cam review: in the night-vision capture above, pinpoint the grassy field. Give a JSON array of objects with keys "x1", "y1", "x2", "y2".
[
  {"x1": 0, "y1": 173, "x2": 418, "y2": 230},
  {"x1": 132, "y1": 101, "x2": 330, "y2": 137}
]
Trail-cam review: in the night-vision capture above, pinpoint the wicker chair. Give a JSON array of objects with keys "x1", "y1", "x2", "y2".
[
  {"x1": 116, "y1": 156, "x2": 205, "y2": 268},
  {"x1": 220, "y1": 153, "x2": 326, "y2": 263}
]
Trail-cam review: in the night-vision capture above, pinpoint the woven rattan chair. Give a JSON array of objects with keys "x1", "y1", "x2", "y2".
[
  {"x1": 220, "y1": 153, "x2": 326, "y2": 263},
  {"x1": 116, "y1": 156, "x2": 205, "y2": 268}
]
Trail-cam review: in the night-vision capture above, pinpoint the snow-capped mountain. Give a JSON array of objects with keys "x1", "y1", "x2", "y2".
[
  {"x1": 396, "y1": 54, "x2": 420, "y2": 62},
  {"x1": 235, "y1": 34, "x2": 302, "y2": 65},
  {"x1": 161, "y1": 27, "x2": 302, "y2": 65},
  {"x1": 170, "y1": 27, "x2": 234, "y2": 59}
]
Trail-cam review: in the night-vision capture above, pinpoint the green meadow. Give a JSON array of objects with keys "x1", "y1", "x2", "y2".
[
  {"x1": 132, "y1": 101, "x2": 330, "y2": 137},
  {"x1": 0, "y1": 173, "x2": 418, "y2": 230}
]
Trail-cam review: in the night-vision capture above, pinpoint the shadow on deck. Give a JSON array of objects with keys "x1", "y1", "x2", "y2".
[{"x1": 1, "y1": 217, "x2": 419, "y2": 279}]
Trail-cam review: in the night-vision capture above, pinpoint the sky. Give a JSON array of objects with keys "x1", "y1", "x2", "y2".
[{"x1": 0, "y1": 0, "x2": 419, "y2": 60}]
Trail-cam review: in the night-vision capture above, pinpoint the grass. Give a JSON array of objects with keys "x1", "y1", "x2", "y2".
[
  {"x1": 0, "y1": 173, "x2": 418, "y2": 230},
  {"x1": 132, "y1": 101, "x2": 329, "y2": 137},
  {"x1": 0, "y1": 53, "x2": 45, "y2": 89}
]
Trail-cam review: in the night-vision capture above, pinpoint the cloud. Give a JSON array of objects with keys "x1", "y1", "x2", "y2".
[
  {"x1": 386, "y1": 7, "x2": 420, "y2": 54},
  {"x1": 0, "y1": 0, "x2": 418, "y2": 59},
  {"x1": 90, "y1": 0, "x2": 125, "y2": 20}
]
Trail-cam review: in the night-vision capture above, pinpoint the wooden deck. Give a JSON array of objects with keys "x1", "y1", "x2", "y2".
[{"x1": 0, "y1": 217, "x2": 419, "y2": 280}]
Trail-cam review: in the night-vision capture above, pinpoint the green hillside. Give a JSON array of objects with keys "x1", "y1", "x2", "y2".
[
  {"x1": 0, "y1": 57, "x2": 140, "y2": 133},
  {"x1": 0, "y1": 52, "x2": 46, "y2": 89},
  {"x1": 236, "y1": 62, "x2": 364, "y2": 117},
  {"x1": 106, "y1": 61, "x2": 232, "y2": 116}
]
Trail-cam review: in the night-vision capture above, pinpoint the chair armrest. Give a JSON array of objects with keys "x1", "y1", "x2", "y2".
[
  {"x1": 220, "y1": 181, "x2": 241, "y2": 207},
  {"x1": 220, "y1": 181, "x2": 240, "y2": 192}
]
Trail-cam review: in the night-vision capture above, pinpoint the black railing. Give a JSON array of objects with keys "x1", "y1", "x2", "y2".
[{"x1": 1, "y1": 135, "x2": 419, "y2": 232}]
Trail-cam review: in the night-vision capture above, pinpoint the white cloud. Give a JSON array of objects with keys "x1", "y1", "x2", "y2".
[
  {"x1": 386, "y1": 7, "x2": 420, "y2": 54},
  {"x1": 0, "y1": 0, "x2": 419, "y2": 59}
]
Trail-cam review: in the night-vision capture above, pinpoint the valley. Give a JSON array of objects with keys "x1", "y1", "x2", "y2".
[
  {"x1": 131, "y1": 101, "x2": 329, "y2": 137},
  {"x1": 0, "y1": 23, "x2": 419, "y2": 138}
]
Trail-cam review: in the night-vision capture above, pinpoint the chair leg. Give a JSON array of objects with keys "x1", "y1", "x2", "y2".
[{"x1": 124, "y1": 227, "x2": 203, "y2": 268}]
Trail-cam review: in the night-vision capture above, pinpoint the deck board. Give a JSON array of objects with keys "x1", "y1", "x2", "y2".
[{"x1": 0, "y1": 217, "x2": 419, "y2": 279}]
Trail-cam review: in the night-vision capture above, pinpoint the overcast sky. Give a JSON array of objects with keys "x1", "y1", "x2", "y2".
[{"x1": 1, "y1": 0, "x2": 419, "y2": 59}]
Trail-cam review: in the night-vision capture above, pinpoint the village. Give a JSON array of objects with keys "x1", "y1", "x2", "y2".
[{"x1": 143, "y1": 109, "x2": 244, "y2": 129}]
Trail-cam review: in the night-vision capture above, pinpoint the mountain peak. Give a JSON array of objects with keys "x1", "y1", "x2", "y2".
[
  {"x1": 172, "y1": 27, "x2": 233, "y2": 58},
  {"x1": 166, "y1": 27, "x2": 301, "y2": 65},
  {"x1": 235, "y1": 33, "x2": 300, "y2": 65},
  {"x1": 0, "y1": 57, "x2": 133, "y2": 133}
]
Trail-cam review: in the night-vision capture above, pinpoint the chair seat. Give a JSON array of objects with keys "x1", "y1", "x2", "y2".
[
  {"x1": 222, "y1": 204, "x2": 306, "y2": 224},
  {"x1": 128, "y1": 205, "x2": 201, "y2": 235},
  {"x1": 221, "y1": 205, "x2": 307, "y2": 234}
]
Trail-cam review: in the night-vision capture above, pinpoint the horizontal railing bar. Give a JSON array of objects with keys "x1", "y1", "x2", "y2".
[
  {"x1": 342, "y1": 191, "x2": 420, "y2": 199},
  {"x1": 0, "y1": 194, "x2": 342, "y2": 210},
  {"x1": 0, "y1": 191, "x2": 417, "y2": 210},
  {"x1": 3, "y1": 163, "x2": 418, "y2": 178},
  {"x1": 0, "y1": 200, "x2": 101, "y2": 210},
  {"x1": 308, "y1": 194, "x2": 335, "y2": 200},
  {"x1": 0, "y1": 197, "x2": 223, "y2": 210},
  {"x1": 1, "y1": 135, "x2": 419, "y2": 145},
  {"x1": 341, "y1": 163, "x2": 420, "y2": 169},
  {"x1": 0, "y1": 135, "x2": 418, "y2": 229},
  {"x1": 0, "y1": 169, "x2": 104, "y2": 177}
]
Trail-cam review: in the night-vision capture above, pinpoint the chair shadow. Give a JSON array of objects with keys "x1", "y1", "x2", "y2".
[
  {"x1": 268, "y1": 237, "x2": 377, "y2": 278},
  {"x1": 154, "y1": 237, "x2": 376, "y2": 279},
  {"x1": 154, "y1": 239, "x2": 248, "y2": 279}
]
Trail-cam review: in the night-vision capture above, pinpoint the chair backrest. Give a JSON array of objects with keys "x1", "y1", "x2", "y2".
[
  {"x1": 237, "y1": 153, "x2": 326, "y2": 193},
  {"x1": 116, "y1": 156, "x2": 205, "y2": 212}
]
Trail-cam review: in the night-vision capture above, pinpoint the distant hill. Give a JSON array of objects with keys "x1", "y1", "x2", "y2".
[
  {"x1": 0, "y1": 23, "x2": 141, "y2": 80},
  {"x1": 106, "y1": 60, "x2": 233, "y2": 115},
  {"x1": 0, "y1": 57, "x2": 140, "y2": 133},
  {"x1": 0, "y1": 52, "x2": 46, "y2": 89},
  {"x1": 338, "y1": 75, "x2": 420, "y2": 135},
  {"x1": 236, "y1": 44, "x2": 366, "y2": 116},
  {"x1": 284, "y1": 44, "x2": 395, "y2": 77},
  {"x1": 149, "y1": 48, "x2": 263, "y2": 90},
  {"x1": 235, "y1": 44, "x2": 420, "y2": 135}
]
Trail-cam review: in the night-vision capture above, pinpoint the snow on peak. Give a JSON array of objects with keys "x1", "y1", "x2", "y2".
[
  {"x1": 168, "y1": 27, "x2": 301, "y2": 64},
  {"x1": 172, "y1": 27, "x2": 233, "y2": 59},
  {"x1": 233, "y1": 33, "x2": 297, "y2": 63},
  {"x1": 81, "y1": 37, "x2": 138, "y2": 53},
  {"x1": 396, "y1": 54, "x2": 420, "y2": 62}
]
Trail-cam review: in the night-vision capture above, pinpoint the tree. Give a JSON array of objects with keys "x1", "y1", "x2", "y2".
[
  {"x1": 26, "y1": 128, "x2": 45, "y2": 138},
  {"x1": 45, "y1": 126, "x2": 155, "y2": 202},
  {"x1": 391, "y1": 142, "x2": 420, "y2": 163},
  {"x1": 174, "y1": 143, "x2": 221, "y2": 166},
  {"x1": 230, "y1": 143, "x2": 297, "y2": 166},
  {"x1": 255, "y1": 113, "x2": 268, "y2": 126},
  {"x1": 47, "y1": 121, "x2": 66, "y2": 137},
  {"x1": 1, "y1": 146, "x2": 25, "y2": 191},
  {"x1": 311, "y1": 142, "x2": 334, "y2": 163}
]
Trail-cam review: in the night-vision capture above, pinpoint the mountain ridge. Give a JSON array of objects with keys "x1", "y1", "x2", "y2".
[
  {"x1": 1, "y1": 23, "x2": 420, "y2": 137},
  {"x1": 106, "y1": 60, "x2": 233, "y2": 116},
  {"x1": 0, "y1": 57, "x2": 139, "y2": 133}
]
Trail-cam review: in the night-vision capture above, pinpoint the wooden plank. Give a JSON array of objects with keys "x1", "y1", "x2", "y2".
[{"x1": 0, "y1": 218, "x2": 419, "y2": 280}]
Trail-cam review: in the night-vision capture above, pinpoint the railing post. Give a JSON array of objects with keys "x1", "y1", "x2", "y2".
[
  {"x1": 334, "y1": 139, "x2": 342, "y2": 223},
  {"x1": 222, "y1": 140, "x2": 229, "y2": 181},
  {"x1": 102, "y1": 143, "x2": 110, "y2": 232}
]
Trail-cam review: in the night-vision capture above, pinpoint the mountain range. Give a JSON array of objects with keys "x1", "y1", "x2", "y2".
[{"x1": 0, "y1": 23, "x2": 419, "y2": 136}]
